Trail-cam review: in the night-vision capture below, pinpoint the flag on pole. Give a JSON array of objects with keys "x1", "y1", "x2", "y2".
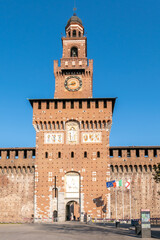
[
  {"x1": 125, "y1": 180, "x2": 131, "y2": 189},
  {"x1": 116, "y1": 179, "x2": 123, "y2": 187},
  {"x1": 106, "y1": 180, "x2": 115, "y2": 188},
  {"x1": 113, "y1": 179, "x2": 122, "y2": 188}
]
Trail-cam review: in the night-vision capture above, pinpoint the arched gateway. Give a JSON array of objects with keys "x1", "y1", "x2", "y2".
[
  {"x1": 66, "y1": 201, "x2": 80, "y2": 221},
  {"x1": 65, "y1": 172, "x2": 80, "y2": 221}
]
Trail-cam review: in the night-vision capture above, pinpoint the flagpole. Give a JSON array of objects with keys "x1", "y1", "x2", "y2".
[
  {"x1": 130, "y1": 187, "x2": 131, "y2": 219},
  {"x1": 115, "y1": 187, "x2": 117, "y2": 220},
  {"x1": 122, "y1": 180, "x2": 124, "y2": 219}
]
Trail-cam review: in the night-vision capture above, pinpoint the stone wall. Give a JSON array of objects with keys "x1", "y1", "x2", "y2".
[
  {"x1": 0, "y1": 148, "x2": 35, "y2": 223},
  {"x1": 109, "y1": 147, "x2": 160, "y2": 219}
]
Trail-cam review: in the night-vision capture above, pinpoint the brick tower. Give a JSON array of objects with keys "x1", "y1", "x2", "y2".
[{"x1": 29, "y1": 14, "x2": 116, "y2": 222}]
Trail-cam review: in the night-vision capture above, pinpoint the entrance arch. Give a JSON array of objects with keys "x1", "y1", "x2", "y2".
[{"x1": 66, "y1": 200, "x2": 80, "y2": 221}]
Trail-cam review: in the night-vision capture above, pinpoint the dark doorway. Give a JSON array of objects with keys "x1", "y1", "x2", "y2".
[{"x1": 66, "y1": 201, "x2": 80, "y2": 221}]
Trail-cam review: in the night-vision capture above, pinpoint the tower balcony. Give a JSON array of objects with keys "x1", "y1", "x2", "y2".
[{"x1": 54, "y1": 59, "x2": 93, "y2": 73}]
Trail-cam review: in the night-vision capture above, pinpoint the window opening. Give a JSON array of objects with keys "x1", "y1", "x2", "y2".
[
  {"x1": 97, "y1": 151, "x2": 100, "y2": 158},
  {"x1": 84, "y1": 152, "x2": 87, "y2": 158},
  {"x1": 71, "y1": 47, "x2": 78, "y2": 57},
  {"x1": 73, "y1": 30, "x2": 76, "y2": 37}
]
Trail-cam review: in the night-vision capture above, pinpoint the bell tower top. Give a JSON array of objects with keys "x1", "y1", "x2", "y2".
[
  {"x1": 53, "y1": 14, "x2": 93, "y2": 99},
  {"x1": 65, "y1": 14, "x2": 84, "y2": 38}
]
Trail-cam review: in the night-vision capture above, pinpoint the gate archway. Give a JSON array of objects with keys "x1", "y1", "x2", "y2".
[{"x1": 66, "y1": 201, "x2": 80, "y2": 221}]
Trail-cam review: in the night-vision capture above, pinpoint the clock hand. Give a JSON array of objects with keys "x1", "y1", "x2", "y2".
[{"x1": 68, "y1": 82, "x2": 76, "y2": 86}]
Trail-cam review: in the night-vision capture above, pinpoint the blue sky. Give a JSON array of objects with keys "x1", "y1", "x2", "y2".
[{"x1": 0, "y1": 0, "x2": 160, "y2": 148}]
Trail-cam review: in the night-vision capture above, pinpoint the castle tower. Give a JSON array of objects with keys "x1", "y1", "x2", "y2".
[
  {"x1": 29, "y1": 14, "x2": 116, "y2": 222},
  {"x1": 54, "y1": 14, "x2": 93, "y2": 99}
]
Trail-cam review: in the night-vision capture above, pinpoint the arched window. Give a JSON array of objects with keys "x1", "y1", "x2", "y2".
[
  {"x1": 58, "y1": 152, "x2": 61, "y2": 158},
  {"x1": 71, "y1": 47, "x2": 78, "y2": 57},
  {"x1": 79, "y1": 31, "x2": 81, "y2": 37},
  {"x1": 73, "y1": 30, "x2": 76, "y2": 37},
  {"x1": 45, "y1": 152, "x2": 48, "y2": 158},
  {"x1": 68, "y1": 31, "x2": 71, "y2": 37},
  {"x1": 71, "y1": 152, "x2": 74, "y2": 158},
  {"x1": 84, "y1": 151, "x2": 87, "y2": 158}
]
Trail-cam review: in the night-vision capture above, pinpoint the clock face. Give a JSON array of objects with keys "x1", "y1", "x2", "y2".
[{"x1": 64, "y1": 76, "x2": 82, "y2": 92}]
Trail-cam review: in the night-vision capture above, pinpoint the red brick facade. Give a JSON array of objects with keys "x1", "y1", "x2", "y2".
[{"x1": 0, "y1": 15, "x2": 159, "y2": 223}]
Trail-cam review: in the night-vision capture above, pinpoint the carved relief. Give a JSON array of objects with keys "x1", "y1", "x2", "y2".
[
  {"x1": 66, "y1": 121, "x2": 79, "y2": 144},
  {"x1": 65, "y1": 172, "x2": 79, "y2": 199},
  {"x1": 82, "y1": 132, "x2": 102, "y2": 143},
  {"x1": 44, "y1": 133, "x2": 64, "y2": 144}
]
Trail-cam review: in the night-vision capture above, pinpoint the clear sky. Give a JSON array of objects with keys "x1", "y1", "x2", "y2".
[{"x1": 0, "y1": 0, "x2": 160, "y2": 148}]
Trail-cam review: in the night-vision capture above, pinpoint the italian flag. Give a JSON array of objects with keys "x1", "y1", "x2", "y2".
[
  {"x1": 117, "y1": 179, "x2": 122, "y2": 187},
  {"x1": 113, "y1": 179, "x2": 122, "y2": 188}
]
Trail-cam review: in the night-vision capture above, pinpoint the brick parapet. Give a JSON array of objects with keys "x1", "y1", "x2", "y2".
[
  {"x1": 0, "y1": 148, "x2": 35, "y2": 168},
  {"x1": 109, "y1": 146, "x2": 160, "y2": 167}
]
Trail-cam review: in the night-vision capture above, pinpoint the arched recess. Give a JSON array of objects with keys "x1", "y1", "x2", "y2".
[
  {"x1": 70, "y1": 46, "x2": 78, "y2": 57},
  {"x1": 65, "y1": 171, "x2": 80, "y2": 199},
  {"x1": 66, "y1": 120, "x2": 80, "y2": 144},
  {"x1": 65, "y1": 171, "x2": 80, "y2": 221}
]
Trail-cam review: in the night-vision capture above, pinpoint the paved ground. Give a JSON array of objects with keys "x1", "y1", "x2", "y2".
[{"x1": 0, "y1": 222, "x2": 159, "y2": 240}]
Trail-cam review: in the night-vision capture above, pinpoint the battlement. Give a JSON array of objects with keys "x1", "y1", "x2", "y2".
[
  {"x1": 109, "y1": 146, "x2": 160, "y2": 170},
  {"x1": 0, "y1": 147, "x2": 35, "y2": 167},
  {"x1": 29, "y1": 98, "x2": 115, "y2": 111}
]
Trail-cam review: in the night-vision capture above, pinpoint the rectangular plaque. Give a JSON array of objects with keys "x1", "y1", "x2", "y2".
[
  {"x1": 82, "y1": 132, "x2": 102, "y2": 143},
  {"x1": 44, "y1": 133, "x2": 63, "y2": 144}
]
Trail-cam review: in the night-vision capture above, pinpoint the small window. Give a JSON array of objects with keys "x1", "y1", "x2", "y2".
[
  {"x1": 73, "y1": 30, "x2": 76, "y2": 37},
  {"x1": 58, "y1": 152, "x2": 61, "y2": 158},
  {"x1": 71, "y1": 47, "x2": 78, "y2": 57},
  {"x1": 87, "y1": 101, "x2": 90, "y2": 108},
  {"x1": 97, "y1": 151, "x2": 100, "y2": 158},
  {"x1": 45, "y1": 152, "x2": 48, "y2": 158},
  {"x1": 68, "y1": 31, "x2": 71, "y2": 37},
  {"x1": 84, "y1": 152, "x2": 87, "y2": 158},
  {"x1": 71, "y1": 152, "x2": 74, "y2": 158},
  {"x1": 79, "y1": 31, "x2": 81, "y2": 37}
]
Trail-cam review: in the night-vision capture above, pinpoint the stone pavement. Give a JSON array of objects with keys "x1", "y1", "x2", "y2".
[{"x1": 0, "y1": 222, "x2": 159, "y2": 240}]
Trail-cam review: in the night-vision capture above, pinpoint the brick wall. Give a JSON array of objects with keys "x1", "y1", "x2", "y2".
[
  {"x1": 0, "y1": 148, "x2": 35, "y2": 223},
  {"x1": 109, "y1": 147, "x2": 160, "y2": 219}
]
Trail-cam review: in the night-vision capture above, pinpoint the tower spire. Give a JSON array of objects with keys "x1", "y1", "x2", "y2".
[{"x1": 73, "y1": 0, "x2": 77, "y2": 16}]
